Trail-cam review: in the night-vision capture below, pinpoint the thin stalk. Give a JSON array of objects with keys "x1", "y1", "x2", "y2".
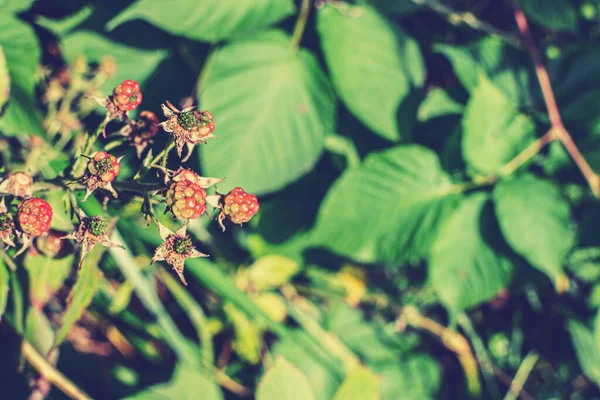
[
  {"x1": 290, "y1": 0, "x2": 311, "y2": 51},
  {"x1": 503, "y1": 351, "x2": 539, "y2": 400},
  {"x1": 22, "y1": 340, "x2": 91, "y2": 400}
]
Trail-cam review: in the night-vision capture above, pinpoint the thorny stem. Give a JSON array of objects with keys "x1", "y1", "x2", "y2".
[
  {"x1": 134, "y1": 139, "x2": 174, "y2": 180},
  {"x1": 503, "y1": 351, "x2": 540, "y2": 400},
  {"x1": 22, "y1": 340, "x2": 91, "y2": 400},
  {"x1": 71, "y1": 123, "x2": 103, "y2": 178},
  {"x1": 513, "y1": 2, "x2": 600, "y2": 197},
  {"x1": 290, "y1": 0, "x2": 311, "y2": 52},
  {"x1": 411, "y1": 0, "x2": 522, "y2": 48}
]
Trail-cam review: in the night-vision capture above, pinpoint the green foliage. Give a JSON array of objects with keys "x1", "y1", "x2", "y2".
[
  {"x1": 107, "y1": 0, "x2": 295, "y2": 42},
  {"x1": 199, "y1": 31, "x2": 335, "y2": 194},
  {"x1": 315, "y1": 145, "x2": 461, "y2": 264},
  {"x1": 429, "y1": 194, "x2": 513, "y2": 313},
  {"x1": 317, "y1": 2, "x2": 424, "y2": 140},
  {"x1": 257, "y1": 356, "x2": 316, "y2": 400},
  {"x1": 1, "y1": 0, "x2": 600, "y2": 398},
  {"x1": 494, "y1": 174, "x2": 575, "y2": 283}
]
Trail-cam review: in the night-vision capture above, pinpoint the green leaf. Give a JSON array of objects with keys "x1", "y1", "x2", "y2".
[
  {"x1": 224, "y1": 303, "x2": 262, "y2": 365},
  {"x1": 418, "y1": 88, "x2": 464, "y2": 122},
  {"x1": 54, "y1": 247, "x2": 102, "y2": 345},
  {"x1": 127, "y1": 364, "x2": 223, "y2": 400},
  {"x1": 436, "y1": 37, "x2": 532, "y2": 107},
  {"x1": 595, "y1": 311, "x2": 600, "y2": 351},
  {"x1": 0, "y1": 259, "x2": 9, "y2": 321},
  {"x1": 199, "y1": 31, "x2": 335, "y2": 194},
  {"x1": 325, "y1": 302, "x2": 414, "y2": 364},
  {"x1": 366, "y1": 0, "x2": 421, "y2": 15},
  {"x1": 246, "y1": 255, "x2": 300, "y2": 291},
  {"x1": 25, "y1": 255, "x2": 74, "y2": 308},
  {"x1": 462, "y1": 75, "x2": 535, "y2": 176},
  {"x1": 518, "y1": 0, "x2": 577, "y2": 32},
  {"x1": 272, "y1": 331, "x2": 343, "y2": 400},
  {"x1": 568, "y1": 320, "x2": 600, "y2": 387},
  {"x1": 0, "y1": 14, "x2": 44, "y2": 136},
  {"x1": 317, "y1": 3, "x2": 424, "y2": 141},
  {"x1": 0, "y1": 0, "x2": 36, "y2": 13},
  {"x1": 374, "y1": 355, "x2": 441, "y2": 400},
  {"x1": 429, "y1": 193, "x2": 514, "y2": 313},
  {"x1": 0, "y1": 47, "x2": 9, "y2": 112},
  {"x1": 314, "y1": 145, "x2": 461, "y2": 264},
  {"x1": 25, "y1": 308, "x2": 55, "y2": 356},
  {"x1": 257, "y1": 356, "x2": 316, "y2": 400},
  {"x1": 61, "y1": 31, "x2": 168, "y2": 94},
  {"x1": 493, "y1": 174, "x2": 574, "y2": 283},
  {"x1": 333, "y1": 368, "x2": 380, "y2": 400},
  {"x1": 107, "y1": 0, "x2": 295, "y2": 43}
]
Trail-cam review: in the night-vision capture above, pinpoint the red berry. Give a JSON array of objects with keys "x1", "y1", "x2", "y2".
[
  {"x1": 223, "y1": 187, "x2": 259, "y2": 224},
  {"x1": 17, "y1": 198, "x2": 53, "y2": 237},
  {"x1": 165, "y1": 180, "x2": 207, "y2": 220},
  {"x1": 88, "y1": 151, "x2": 121, "y2": 182},
  {"x1": 112, "y1": 79, "x2": 142, "y2": 111}
]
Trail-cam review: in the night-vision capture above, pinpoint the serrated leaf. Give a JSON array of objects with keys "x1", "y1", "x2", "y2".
[
  {"x1": 107, "y1": 0, "x2": 294, "y2": 43},
  {"x1": 0, "y1": 259, "x2": 9, "y2": 321},
  {"x1": 61, "y1": 31, "x2": 168, "y2": 94},
  {"x1": 436, "y1": 37, "x2": 532, "y2": 107},
  {"x1": 199, "y1": 31, "x2": 335, "y2": 194},
  {"x1": 462, "y1": 75, "x2": 535, "y2": 176},
  {"x1": 568, "y1": 320, "x2": 600, "y2": 387},
  {"x1": 333, "y1": 368, "x2": 380, "y2": 400},
  {"x1": 257, "y1": 356, "x2": 316, "y2": 400},
  {"x1": 518, "y1": 0, "x2": 577, "y2": 32},
  {"x1": 54, "y1": 247, "x2": 103, "y2": 345},
  {"x1": 247, "y1": 255, "x2": 300, "y2": 291},
  {"x1": 25, "y1": 255, "x2": 74, "y2": 308},
  {"x1": 429, "y1": 194, "x2": 514, "y2": 313},
  {"x1": 494, "y1": 174, "x2": 574, "y2": 283},
  {"x1": 317, "y1": 3, "x2": 424, "y2": 141},
  {"x1": 0, "y1": 14, "x2": 44, "y2": 136},
  {"x1": 314, "y1": 145, "x2": 461, "y2": 264},
  {"x1": 127, "y1": 364, "x2": 223, "y2": 400},
  {"x1": 374, "y1": 355, "x2": 441, "y2": 400}
]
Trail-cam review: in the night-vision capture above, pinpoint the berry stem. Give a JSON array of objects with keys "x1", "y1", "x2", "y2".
[
  {"x1": 134, "y1": 140, "x2": 175, "y2": 180},
  {"x1": 71, "y1": 123, "x2": 104, "y2": 178},
  {"x1": 290, "y1": 0, "x2": 311, "y2": 52},
  {"x1": 22, "y1": 340, "x2": 91, "y2": 400},
  {"x1": 160, "y1": 141, "x2": 176, "y2": 169}
]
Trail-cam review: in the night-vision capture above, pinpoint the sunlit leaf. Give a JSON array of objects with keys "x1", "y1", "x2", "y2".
[
  {"x1": 107, "y1": 0, "x2": 295, "y2": 42},
  {"x1": 429, "y1": 194, "x2": 514, "y2": 313},
  {"x1": 257, "y1": 356, "x2": 316, "y2": 400},
  {"x1": 199, "y1": 30, "x2": 335, "y2": 194},
  {"x1": 318, "y1": 3, "x2": 424, "y2": 140},
  {"x1": 314, "y1": 145, "x2": 461, "y2": 264},
  {"x1": 332, "y1": 368, "x2": 380, "y2": 400}
]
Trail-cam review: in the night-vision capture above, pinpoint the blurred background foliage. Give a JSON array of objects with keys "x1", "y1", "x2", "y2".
[{"x1": 1, "y1": 0, "x2": 600, "y2": 399}]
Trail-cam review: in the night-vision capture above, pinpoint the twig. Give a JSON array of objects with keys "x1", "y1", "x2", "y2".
[
  {"x1": 412, "y1": 0, "x2": 522, "y2": 48},
  {"x1": 290, "y1": 0, "x2": 311, "y2": 51},
  {"x1": 398, "y1": 307, "x2": 481, "y2": 395},
  {"x1": 503, "y1": 351, "x2": 539, "y2": 400},
  {"x1": 22, "y1": 340, "x2": 91, "y2": 400},
  {"x1": 513, "y1": 2, "x2": 600, "y2": 197}
]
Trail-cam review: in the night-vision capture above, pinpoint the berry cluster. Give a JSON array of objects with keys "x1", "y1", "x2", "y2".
[{"x1": 0, "y1": 77, "x2": 261, "y2": 286}]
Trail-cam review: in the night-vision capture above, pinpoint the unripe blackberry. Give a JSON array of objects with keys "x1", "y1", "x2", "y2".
[
  {"x1": 222, "y1": 187, "x2": 259, "y2": 225},
  {"x1": 17, "y1": 198, "x2": 53, "y2": 237},
  {"x1": 165, "y1": 180, "x2": 207, "y2": 220}
]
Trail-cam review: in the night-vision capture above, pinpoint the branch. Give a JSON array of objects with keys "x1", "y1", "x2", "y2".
[
  {"x1": 513, "y1": 2, "x2": 600, "y2": 196},
  {"x1": 413, "y1": 0, "x2": 522, "y2": 48},
  {"x1": 22, "y1": 340, "x2": 91, "y2": 400}
]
